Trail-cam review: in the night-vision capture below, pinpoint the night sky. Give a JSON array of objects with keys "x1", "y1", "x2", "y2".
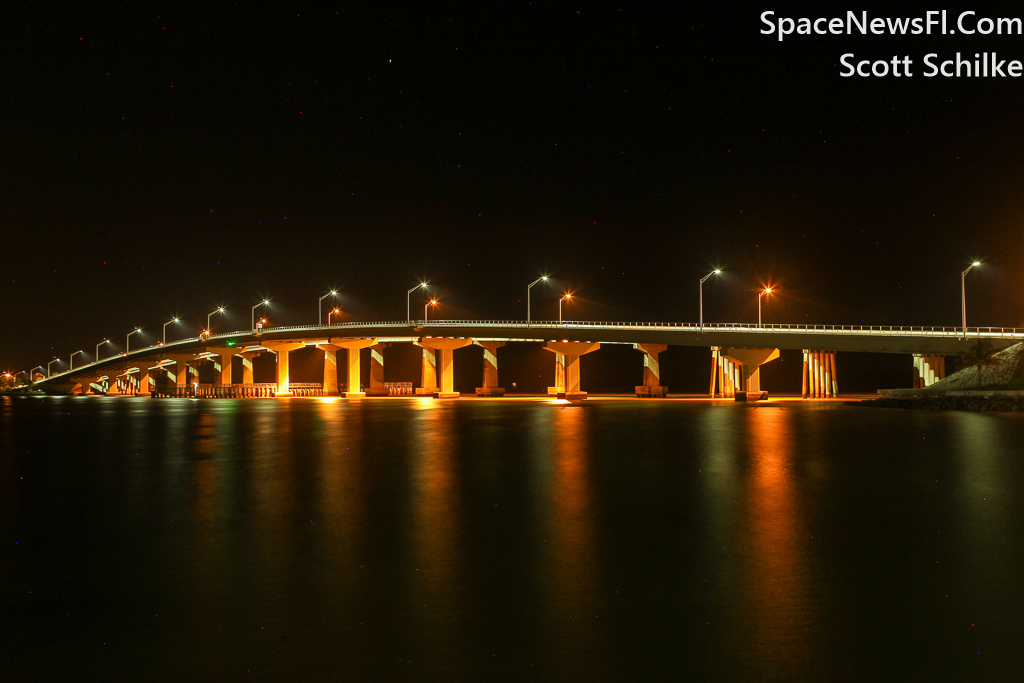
[{"x1": 4, "y1": 3, "x2": 1024, "y2": 389}]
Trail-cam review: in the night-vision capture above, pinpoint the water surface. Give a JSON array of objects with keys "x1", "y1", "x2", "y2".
[{"x1": 2, "y1": 396, "x2": 1023, "y2": 681}]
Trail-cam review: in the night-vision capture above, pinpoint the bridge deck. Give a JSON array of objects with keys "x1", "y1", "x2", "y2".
[{"x1": 38, "y1": 320, "x2": 1024, "y2": 386}]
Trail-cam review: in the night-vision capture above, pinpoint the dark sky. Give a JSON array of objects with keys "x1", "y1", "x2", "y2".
[{"x1": 4, "y1": 2, "x2": 1024, "y2": 378}]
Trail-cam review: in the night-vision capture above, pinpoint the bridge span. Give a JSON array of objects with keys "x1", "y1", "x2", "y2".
[{"x1": 34, "y1": 320, "x2": 1024, "y2": 400}]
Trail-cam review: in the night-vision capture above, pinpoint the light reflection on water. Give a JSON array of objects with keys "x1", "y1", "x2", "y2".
[{"x1": 2, "y1": 398, "x2": 1024, "y2": 681}]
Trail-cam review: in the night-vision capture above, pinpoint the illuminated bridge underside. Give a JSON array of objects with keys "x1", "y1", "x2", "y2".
[{"x1": 38, "y1": 320, "x2": 1023, "y2": 391}]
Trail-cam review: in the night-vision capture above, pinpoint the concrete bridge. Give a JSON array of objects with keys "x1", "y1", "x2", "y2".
[{"x1": 33, "y1": 320, "x2": 1024, "y2": 400}]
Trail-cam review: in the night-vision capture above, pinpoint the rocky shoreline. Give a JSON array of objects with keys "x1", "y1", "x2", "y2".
[{"x1": 848, "y1": 396, "x2": 1024, "y2": 412}]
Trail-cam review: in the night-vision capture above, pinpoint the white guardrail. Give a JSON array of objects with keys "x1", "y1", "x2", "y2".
[{"x1": 39, "y1": 320, "x2": 1024, "y2": 382}]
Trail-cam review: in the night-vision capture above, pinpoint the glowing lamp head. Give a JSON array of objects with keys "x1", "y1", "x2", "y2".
[
  {"x1": 218, "y1": 307, "x2": 225, "y2": 312},
  {"x1": 714, "y1": 269, "x2": 722, "y2": 274},
  {"x1": 972, "y1": 261, "x2": 981, "y2": 267}
]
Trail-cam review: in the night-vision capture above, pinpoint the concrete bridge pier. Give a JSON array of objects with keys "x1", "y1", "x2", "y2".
[
  {"x1": 317, "y1": 343, "x2": 342, "y2": 395},
  {"x1": 475, "y1": 341, "x2": 506, "y2": 396},
  {"x1": 416, "y1": 346, "x2": 438, "y2": 395},
  {"x1": 129, "y1": 364, "x2": 152, "y2": 395},
  {"x1": 164, "y1": 355, "x2": 196, "y2": 390},
  {"x1": 634, "y1": 343, "x2": 668, "y2": 397},
  {"x1": 913, "y1": 354, "x2": 946, "y2": 388},
  {"x1": 74, "y1": 378, "x2": 101, "y2": 395},
  {"x1": 711, "y1": 347, "x2": 738, "y2": 398},
  {"x1": 544, "y1": 341, "x2": 600, "y2": 399},
  {"x1": 366, "y1": 342, "x2": 391, "y2": 395},
  {"x1": 802, "y1": 350, "x2": 838, "y2": 398},
  {"x1": 240, "y1": 351, "x2": 261, "y2": 384},
  {"x1": 416, "y1": 338, "x2": 473, "y2": 398},
  {"x1": 263, "y1": 342, "x2": 305, "y2": 396},
  {"x1": 209, "y1": 348, "x2": 242, "y2": 387},
  {"x1": 547, "y1": 354, "x2": 566, "y2": 395},
  {"x1": 711, "y1": 348, "x2": 780, "y2": 398},
  {"x1": 326, "y1": 338, "x2": 377, "y2": 397}
]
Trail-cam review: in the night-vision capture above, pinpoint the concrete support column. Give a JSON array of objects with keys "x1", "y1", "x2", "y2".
[
  {"x1": 136, "y1": 367, "x2": 151, "y2": 395},
  {"x1": 803, "y1": 350, "x2": 837, "y2": 398},
  {"x1": 474, "y1": 341, "x2": 506, "y2": 396},
  {"x1": 74, "y1": 378, "x2": 100, "y2": 395},
  {"x1": 328, "y1": 338, "x2": 376, "y2": 398},
  {"x1": 319, "y1": 344, "x2": 341, "y2": 395},
  {"x1": 913, "y1": 354, "x2": 946, "y2": 388},
  {"x1": 419, "y1": 348, "x2": 438, "y2": 393},
  {"x1": 717, "y1": 348, "x2": 780, "y2": 400},
  {"x1": 634, "y1": 343, "x2": 668, "y2": 397},
  {"x1": 543, "y1": 341, "x2": 600, "y2": 400},
  {"x1": 208, "y1": 348, "x2": 242, "y2": 386},
  {"x1": 416, "y1": 338, "x2": 472, "y2": 398},
  {"x1": 437, "y1": 349, "x2": 455, "y2": 394},
  {"x1": 366, "y1": 342, "x2": 391, "y2": 395},
  {"x1": 164, "y1": 355, "x2": 195, "y2": 389},
  {"x1": 549, "y1": 354, "x2": 566, "y2": 395},
  {"x1": 710, "y1": 347, "x2": 720, "y2": 397},
  {"x1": 240, "y1": 351, "x2": 260, "y2": 384},
  {"x1": 263, "y1": 342, "x2": 305, "y2": 396}
]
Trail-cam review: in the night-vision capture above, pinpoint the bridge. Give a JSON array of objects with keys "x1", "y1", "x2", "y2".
[{"x1": 30, "y1": 320, "x2": 1024, "y2": 400}]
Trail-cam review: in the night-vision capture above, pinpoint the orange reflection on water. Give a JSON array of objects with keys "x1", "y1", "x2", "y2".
[
  {"x1": 740, "y1": 407, "x2": 816, "y2": 676},
  {"x1": 541, "y1": 405, "x2": 601, "y2": 672}
]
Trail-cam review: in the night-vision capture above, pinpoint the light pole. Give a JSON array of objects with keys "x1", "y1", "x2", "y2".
[
  {"x1": 699, "y1": 270, "x2": 722, "y2": 332},
  {"x1": 328, "y1": 307, "x2": 341, "y2": 325},
  {"x1": 96, "y1": 339, "x2": 110, "y2": 362},
  {"x1": 758, "y1": 287, "x2": 772, "y2": 327},
  {"x1": 252, "y1": 299, "x2": 269, "y2": 330},
  {"x1": 425, "y1": 299, "x2": 438, "y2": 322},
  {"x1": 208, "y1": 307, "x2": 225, "y2": 333},
  {"x1": 962, "y1": 261, "x2": 981, "y2": 336},
  {"x1": 127, "y1": 327, "x2": 141, "y2": 353},
  {"x1": 407, "y1": 283, "x2": 427, "y2": 323},
  {"x1": 319, "y1": 290, "x2": 337, "y2": 326},
  {"x1": 163, "y1": 318, "x2": 179, "y2": 345},
  {"x1": 527, "y1": 276, "x2": 548, "y2": 325},
  {"x1": 559, "y1": 293, "x2": 573, "y2": 322},
  {"x1": 32, "y1": 366, "x2": 45, "y2": 379},
  {"x1": 47, "y1": 359, "x2": 61, "y2": 377},
  {"x1": 70, "y1": 350, "x2": 84, "y2": 370}
]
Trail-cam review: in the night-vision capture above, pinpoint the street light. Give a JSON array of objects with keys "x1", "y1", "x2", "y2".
[
  {"x1": 319, "y1": 290, "x2": 338, "y2": 326},
  {"x1": 527, "y1": 276, "x2": 549, "y2": 325},
  {"x1": 962, "y1": 261, "x2": 981, "y2": 336},
  {"x1": 758, "y1": 287, "x2": 772, "y2": 327},
  {"x1": 252, "y1": 299, "x2": 269, "y2": 330},
  {"x1": 425, "y1": 299, "x2": 438, "y2": 322},
  {"x1": 127, "y1": 327, "x2": 141, "y2": 353},
  {"x1": 407, "y1": 283, "x2": 428, "y2": 323},
  {"x1": 96, "y1": 339, "x2": 110, "y2": 362},
  {"x1": 559, "y1": 293, "x2": 574, "y2": 322},
  {"x1": 699, "y1": 270, "x2": 722, "y2": 332},
  {"x1": 70, "y1": 350, "x2": 84, "y2": 370},
  {"x1": 163, "y1": 317, "x2": 179, "y2": 345},
  {"x1": 47, "y1": 358, "x2": 61, "y2": 377},
  {"x1": 328, "y1": 307, "x2": 341, "y2": 325},
  {"x1": 208, "y1": 307, "x2": 225, "y2": 333},
  {"x1": 31, "y1": 366, "x2": 45, "y2": 379}
]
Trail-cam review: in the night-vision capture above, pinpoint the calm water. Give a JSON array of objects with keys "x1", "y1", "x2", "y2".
[{"x1": 2, "y1": 396, "x2": 1023, "y2": 681}]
